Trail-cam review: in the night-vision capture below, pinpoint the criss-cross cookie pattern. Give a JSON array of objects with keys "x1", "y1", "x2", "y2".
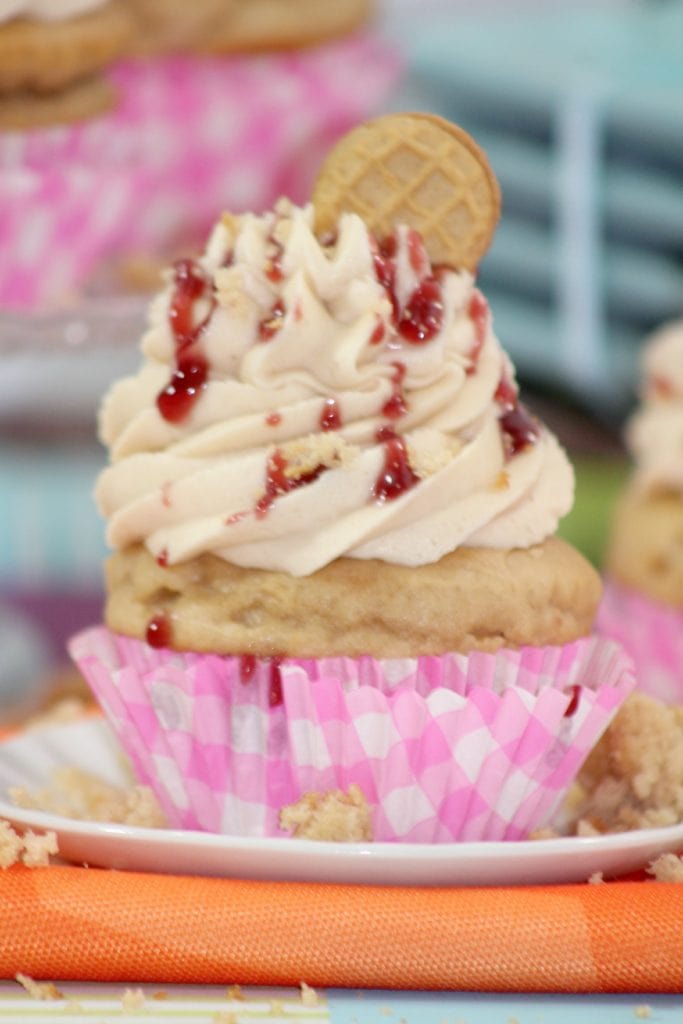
[{"x1": 312, "y1": 113, "x2": 501, "y2": 271}]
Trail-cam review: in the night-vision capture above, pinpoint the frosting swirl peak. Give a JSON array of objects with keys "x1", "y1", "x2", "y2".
[{"x1": 97, "y1": 201, "x2": 573, "y2": 576}]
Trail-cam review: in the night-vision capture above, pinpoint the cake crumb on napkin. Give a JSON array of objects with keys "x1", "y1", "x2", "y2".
[{"x1": 15, "y1": 974, "x2": 63, "y2": 1000}]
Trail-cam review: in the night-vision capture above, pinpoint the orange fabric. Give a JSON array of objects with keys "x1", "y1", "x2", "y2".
[{"x1": 1, "y1": 866, "x2": 682, "y2": 992}]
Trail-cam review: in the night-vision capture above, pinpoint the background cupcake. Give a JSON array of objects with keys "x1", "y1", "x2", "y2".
[
  {"x1": 70, "y1": 115, "x2": 635, "y2": 844},
  {"x1": 599, "y1": 320, "x2": 683, "y2": 704},
  {"x1": 0, "y1": 0, "x2": 133, "y2": 128}
]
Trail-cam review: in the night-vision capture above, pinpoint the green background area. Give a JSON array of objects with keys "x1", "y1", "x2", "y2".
[{"x1": 558, "y1": 457, "x2": 629, "y2": 569}]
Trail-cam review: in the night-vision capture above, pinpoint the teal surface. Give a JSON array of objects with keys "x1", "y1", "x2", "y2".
[
  {"x1": 389, "y1": 3, "x2": 683, "y2": 414},
  {"x1": 328, "y1": 990, "x2": 683, "y2": 1023}
]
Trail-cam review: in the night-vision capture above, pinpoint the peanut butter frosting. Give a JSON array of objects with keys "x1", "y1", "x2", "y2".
[
  {"x1": 97, "y1": 200, "x2": 574, "y2": 577},
  {"x1": 626, "y1": 319, "x2": 683, "y2": 496}
]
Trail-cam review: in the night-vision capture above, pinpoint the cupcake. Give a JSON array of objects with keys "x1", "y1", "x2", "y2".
[
  {"x1": 599, "y1": 319, "x2": 683, "y2": 704},
  {"x1": 123, "y1": 0, "x2": 228, "y2": 55},
  {"x1": 204, "y1": 0, "x2": 375, "y2": 54},
  {"x1": 70, "y1": 114, "x2": 634, "y2": 843},
  {"x1": 0, "y1": 0, "x2": 133, "y2": 129}
]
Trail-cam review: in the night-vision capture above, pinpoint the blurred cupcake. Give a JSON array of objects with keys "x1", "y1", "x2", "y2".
[
  {"x1": 70, "y1": 115, "x2": 634, "y2": 843},
  {"x1": 599, "y1": 320, "x2": 683, "y2": 704},
  {"x1": 123, "y1": 0, "x2": 229, "y2": 55},
  {"x1": 204, "y1": 0, "x2": 375, "y2": 54},
  {"x1": 0, "y1": 0, "x2": 133, "y2": 129}
]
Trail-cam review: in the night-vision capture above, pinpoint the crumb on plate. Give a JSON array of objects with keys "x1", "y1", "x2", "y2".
[
  {"x1": 280, "y1": 783, "x2": 372, "y2": 842},
  {"x1": 15, "y1": 974, "x2": 63, "y2": 1000},
  {"x1": 646, "y1": 852, "x2": 683, "y2": 883}
]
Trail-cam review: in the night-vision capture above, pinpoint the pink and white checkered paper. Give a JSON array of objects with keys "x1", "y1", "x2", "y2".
[
  {"x1": 0, "y1": 36, "x2": 401, "y2": 309},
  {"x1": 598, "y1": 579, "x2": 683, "y2": 705},
  {"x1": 70, "y1": 628, "x2": 635, "y2": 843}
]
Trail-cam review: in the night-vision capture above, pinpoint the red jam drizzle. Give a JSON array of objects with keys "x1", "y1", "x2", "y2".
[
  {"x1": 237, "y1": 653, "x2": 284, "y2": 706},
  {"x1": 369, "y1": 317, "x2": 386, "y2": 346},
  {"x1": 265, "y1": 235, "x2": 284, "y2": 283},
  {"x1": 373, "y1": 425, "x2": 418, "y2": 503},
  {"x1": 269, "y1": 657, "x2": 284, "y2": 707},
  {"x1": 407, "y1": 228, "x2": 428, "y2": 277},
  {"x1": 255, "y1": 449, "x2": 326, "y2": 518},
  {"x1": 467, "y1": 290, "x2": 488, "y2": 374},
  {"x1": 266, "y1": 411, "x2": 282, "y2": 427},
  {"x1": 156, "y1": 548, "x2": 169, "y2": 568},
  {"x1": 371, "y1": 232, "x2": 445, "y2": 345},
  {"x1": 320, "y1": 398, "x2": 342, "y2": 431},
  {"x1": 563, "y1": 684, "x2": 581, "y2": 718},
  {"x1": 225, "y1": 510, "x2": 246, "y2": 526},
  {"x1": 382, "y1": 361, "x2": 408, "y2": 420},
  {"x1": 651, "y1": 375, "x2": 674, "y2": 399},
  {"x1": 500, "y1": 403, "x2": 540, "y2": 459},
  {"x1": 372, "y1": 235, "x2": 400, "y2": 323},
  {"x1": 494, "y1": 373, "x2": 539, "y2": 459},
  {"x1": 146, "y1": 613, "x2": 172, "y2": 649},
  {"x1": 160, "y1": 481, "x2": 173, "y2": 508},
  {"x1": 239, "y1": 654, "x2": 256, "y2": 683},
  {"x1": 397, "y1": 277, "x2": 444, "y2": 344},
  {"x1": 494, "y1": 375, "x2": 518, "y2": 410},
  {"x1": 157, "y1": 259, "x2": 214, "y2": 424},
  {"x1": 258, "y1": 298, "x2": 286, "y2": 341}
]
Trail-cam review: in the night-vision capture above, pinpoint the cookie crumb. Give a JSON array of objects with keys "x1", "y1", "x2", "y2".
[
  {"x1": 634, "y1": 1006, "x2": 651, "y2": 1019},
  {"x1": 121, "y1": 987, "x2": 145, "y2": 1011},
  {"x1": 21, "y1": 829, "x2": 58, "y2": 868},
  {"x1": 15, "y1": 974, "x2": 63, "y2": 1000},
  {"x1": 300, "y1": 982, "x2": 319, "y2": 1007},
  {"x1": 280, "y1": 784, "x2": 372, "y2": 842},
  {"x1": 10, "y1": 766, "x2": 166, "y2": 829},
  {"x1": 588, "y1": 871, "x2": 604, "y2": 885},
  {"x1": 646, "y1": 852, "x2": 683, "y2": 883},
  {"x1": 0, "y1": 820, "x2": 24, "y2": 868},
  {"x1": 227, "y1": 984, "x2": 244, "y2": 1000},
  {"x1": 212, "y1": 1014, "x2": 237, "y2": 1024},
  {"x1": 569, "y1": 693, "x2": 683, "y2": 833}
]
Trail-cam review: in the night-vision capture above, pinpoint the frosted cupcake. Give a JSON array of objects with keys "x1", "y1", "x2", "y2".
[
  {"x1": 600, "y1": 320, "x2": 683, "y2": 704},
  {"x1": 70, "y1": 114, "x2": 634, "y2": 843},
  {"x1": 0, "y1": 0, "x2": 133, "y2": 128}
]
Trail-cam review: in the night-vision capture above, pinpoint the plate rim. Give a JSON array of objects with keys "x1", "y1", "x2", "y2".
[{"x1": 1, "y1": 716, "x2": 683, "y2": 869}]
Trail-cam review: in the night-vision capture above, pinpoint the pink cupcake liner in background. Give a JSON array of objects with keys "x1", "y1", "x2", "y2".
[
  {"x1": 0, "y1": 37, "x2": 402, "y2": 310},
  {"x1": 69, "y1": 627, "x2": 635, "y2": 843},
  {"x1": 598, "y1": 579, "x2": 683, "y2": 705}
]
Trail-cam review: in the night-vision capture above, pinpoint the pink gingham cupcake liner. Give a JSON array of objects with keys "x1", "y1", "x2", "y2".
[
  {"x1": 598, "y1": 579, "x2": 683, "y2": 705},
  {"x1": 0, "y1": 37, "x2": 402, "y2": 309},
  {"x1": 69, "y1": 626, "x2": 635, "y2": 843}
]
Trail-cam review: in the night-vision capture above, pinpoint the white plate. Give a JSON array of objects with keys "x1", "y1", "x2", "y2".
[{"x1": 1, "y1": 718, "x2": 682, "y2": 887}]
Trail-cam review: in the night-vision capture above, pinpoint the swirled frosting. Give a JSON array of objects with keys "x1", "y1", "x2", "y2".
[
  {"x1": 0, "y1": 0, "x2": 106, "y2": 22},
  {"x1": 97, "y1": 200, "x2": 574, "y2": 577},
  {"x1": 626, "y1": 319, "x2": 683, "y2": 495}
]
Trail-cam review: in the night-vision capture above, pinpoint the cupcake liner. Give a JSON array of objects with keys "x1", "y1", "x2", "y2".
[
  {"x1": 598, "y1": 579, "x2": 683, "y2": 705},
  {"x1": 0, "y1": 39, "x2": 401, "y2": 309},
  {"x1": 69, "y1": 627, "x2": 635, "y2": 843}
]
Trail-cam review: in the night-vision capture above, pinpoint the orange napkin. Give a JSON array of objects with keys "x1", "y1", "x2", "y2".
[{"x1": 1, "y1": 865, "x2": 682, "y2": 992}]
